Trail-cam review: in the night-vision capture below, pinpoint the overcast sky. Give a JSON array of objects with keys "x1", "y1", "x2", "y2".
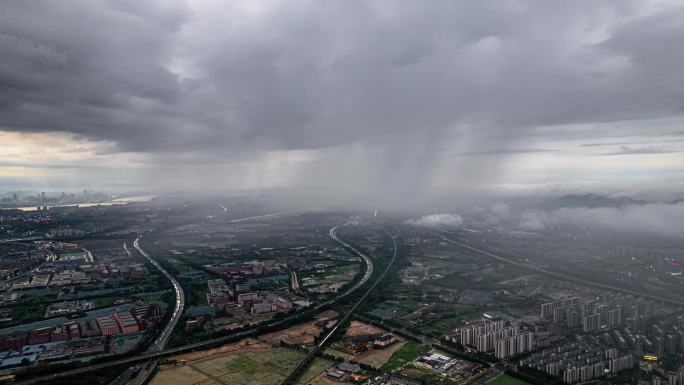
[{"x1": 1, "y1": 0, "x2": 684, "y2": 204}]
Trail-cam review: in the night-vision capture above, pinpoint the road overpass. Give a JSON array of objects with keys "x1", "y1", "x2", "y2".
[
  {"x1": 13, "y1": 222, "x2": 385, "y2": 385},
  {"x1": 278, "y1": 225, "x2": 397, "y2": 385}
]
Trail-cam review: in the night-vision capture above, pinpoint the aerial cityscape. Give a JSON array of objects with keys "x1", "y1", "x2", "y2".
[
  {"x1": 0, "y1": 194, "x2": 681, "y2": 385},
  {"x1": 1, "y1": 1, "x2": 684, "y2": 385}
]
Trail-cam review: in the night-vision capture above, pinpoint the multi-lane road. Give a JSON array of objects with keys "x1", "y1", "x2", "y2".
[
  {"x1": 278, "y1": 225, "x2": 397, "y2": 385},
  {"x1": 226, "y1": 209, "x2": 324, "y2": 224},
  {"x1": 436, "y1": 233, "x2": 684, "y2": 308},
  {"x1": 0, "y1": 236, "x2": 40, "y2": 243},
  {"x1": 205, "y1": 204, "x2": 228, "y2": 219},
  {"x1": 327, "y1": 225, "x2": 375, "y2": 299},
  {"x1": 133, "y1": 236, "x2": 185, "y2": 352},
  {"x1": 14, "y1": 221, "x2": 386, "y2": 385},
  {"x1": 122, "y1": 236, "x2": 187, "y2": 385}
]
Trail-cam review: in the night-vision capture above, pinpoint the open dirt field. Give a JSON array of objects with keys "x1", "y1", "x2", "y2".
[
  {"x1": 325, "y1": 339, "x2": 407, "y2": 368},
  {"x1": 297, "y1": 375, "x2": 343, "y2": 385},
  {"x1": 150, "y1": 365, "x2": 219, "y2": 385},
  {"x1": 344, "y1": 320, "x2": 386, "y2": 338},
  {"x1": 258, "y1": 321, "x2": 322, "y2": 345},
  {"x1": 255, "y1": 311, "x2": 338, "y2": 345},
  {"x1": 294, "y1": 357, "x2": 336, "y2": 385},
  {"x1": 158, "y1": 338, "x2": 266, "y2": 364},
  {"x1": 486, "y1": 374, "x2": 531, "y2": 385},
  {"x1": 150, "y1": 313, "x2": 343, "y2": 385},
  {"x1": 323, "y1": 321, "x2": 406, "y2": 368},
  {"x1": 316, "y1": 310, "x2": 339, "y2": 321},
  {"x1": 150, "y1": 346, "x2": 307, "y2": 385},
  {"x1": 357, "y1": 340, "x2": 407, "y2": 367}
]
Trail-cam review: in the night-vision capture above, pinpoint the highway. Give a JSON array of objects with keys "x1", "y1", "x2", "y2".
[
  {"x1": 0, "y1": 236, "x2": 41, "y2": 244},
  {"x1": 133, "y1": 236, "x2": 185, "y2": 352},
  {"x1": 205, "y1": 203, "x2": 228, "y2": 219},
  {"x1": 13, "y1": 222, "x2": 383, "y2": 385},
  {"x1": 226, "y1": 209, "x2": 324, "y2": 223},
  {"x1": 289, "y1": 269, "x2": 305, "y2": 297},
  {"x1": 121, "y1": 236, "x2": 186, "y2": 385},
  {"x1": 436, "y1": 233, "x2": 684, "y2": 308},
  {"x1": 122, "y1": 208, "x2": 321, "y2": 384},
  {"x1": 278, "y1": 225, "x2": 397, "y2": 385},
  {"x1": 327, "y1": 225, "x2": 375, "y2": 299}
]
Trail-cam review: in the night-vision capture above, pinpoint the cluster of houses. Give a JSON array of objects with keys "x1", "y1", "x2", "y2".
[
  {"x1": 213, "y1": 260, "x2": 281, "y2": 280},
  {"x1": 44, "y1": 300, "x2": 94, "y2": 318},
  {"x1": 323, "y1": 327, "x2": 400, "y2": 382},
  {"x1": 96, "y1": 263, "x2": 147, "y2": 279},
  {"x1": 10, "y1": 242, "x2": 148, "y2": 290},
  {"x1": 412, "y1": 351, "x2": 481, "y2": 383},
  {"x1": 0, "y1": 302, "x2": 162, "y2": 352},
  {"x1": 12, "y1": 243, "x2": 148, "y2": 290},
  {"x1": 206, "y1": 279, "x2": 307, "y2": 318},
  {"x1": 0, "y1": 338, "x2": 107, "y2": 367},
  {"x1": 11, "y1": 262, "x2": 147, "y2": 290},
  {"x1": 46, "y1": 228, "x2": 86, "y2": 238},
  {"x1": 341, "y1": 332, "x2": 397, "y2": 355},
  {"x1": 0, "y1": 251, "x2": 44, "y2": 282},
  {"x1": 326, "y1": 362, "x2": 366, "y2": 382}
]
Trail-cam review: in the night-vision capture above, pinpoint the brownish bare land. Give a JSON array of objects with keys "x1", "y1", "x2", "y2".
[
  {"x1": 357, "y1": 340, "x2": 407, "y2": 367},
  {"x1": 158, "y1": 338, "x2": 267, "y2": 364},
  {"x1": 258, "y1": 321, "x2": 322, "y2": 345},
  {"x1": 344, "y1": 320, "x2": 386, "y2": 338},
  {"x1": 150, "y1": 345, "x2": 308, "y2": 385}
]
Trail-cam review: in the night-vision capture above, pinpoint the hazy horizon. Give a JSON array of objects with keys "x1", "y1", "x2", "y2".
[{"x1": 2, "y1": 1, "x2": 684, "y2": 206}]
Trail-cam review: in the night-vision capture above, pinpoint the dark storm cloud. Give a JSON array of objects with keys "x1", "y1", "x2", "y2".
[
  {"x1": 0, "y1": 0, "x2": 193, "y2": 149},
  {"x1": 1, "y1": 0, "x2": 684, "y2": 166}
]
